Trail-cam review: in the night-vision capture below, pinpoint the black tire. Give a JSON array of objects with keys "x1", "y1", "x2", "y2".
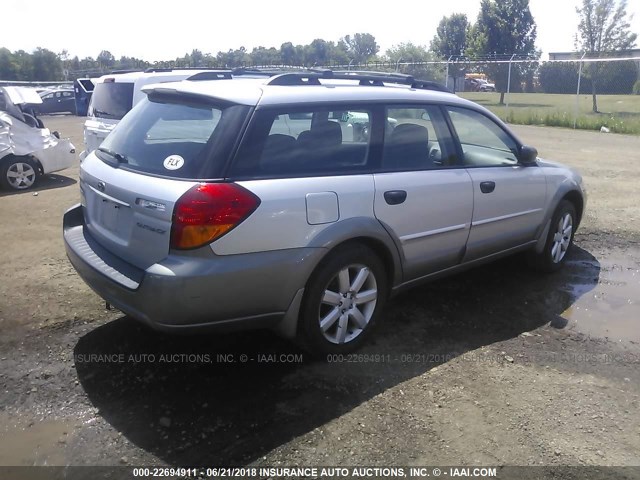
[
  {"x1": 528, "y1": 200, "x2": 577, "y2": 272},
  {"x1": 0, "y1": 156, "x2": 39, "y2": 191},
  {"x1": 298, "y1": 243, "x2": 387, "y2": 356}
]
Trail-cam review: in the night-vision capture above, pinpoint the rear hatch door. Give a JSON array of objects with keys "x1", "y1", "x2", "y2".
[
  {"x1": 84, "y1": 81, "x2": 134, "y2": 153},
  {"x1": 80, "y1": 92, "x2": 251, "y2": 270},
  {"x1": 81, "y1": 157, "x2": 195, "y2": 270}
]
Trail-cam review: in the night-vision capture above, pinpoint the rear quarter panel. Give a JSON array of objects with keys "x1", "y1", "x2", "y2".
[{"x1": 211, "y1": 175, "x2": 376, "y2": 255}]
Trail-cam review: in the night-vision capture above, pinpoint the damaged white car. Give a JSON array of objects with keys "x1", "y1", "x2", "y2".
[{"x1": 0, "y1": 87, "x2": 76, "y2": 191}]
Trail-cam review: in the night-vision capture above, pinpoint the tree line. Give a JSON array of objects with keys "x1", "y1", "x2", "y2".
[
  {"x1": 1, "y1": 33, "x2": 383, "y2": 81},
  {"x1": 1, "y1": 0, "x2": 636, "y2": 110}
]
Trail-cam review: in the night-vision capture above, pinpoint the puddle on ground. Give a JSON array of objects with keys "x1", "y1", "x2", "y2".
[
  {"x1": 561, "y1": 254, "x2": 639, "y2": 343},
  {"x1": 0, "y1": 412, "x2": 79, "y2": 466}
]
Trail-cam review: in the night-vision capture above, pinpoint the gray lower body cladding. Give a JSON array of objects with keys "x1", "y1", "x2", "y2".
[{"x1": 63, "y1": 204, "x2": 324, "y2": 332}]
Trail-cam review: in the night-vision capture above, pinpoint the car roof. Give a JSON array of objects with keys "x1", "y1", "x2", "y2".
[
  {"x1": 257, "y1": 83, "x2": 463, "y2": 107},
  {"x1": 143, "y1": 77, "x2": 266, "y2": 105},
  {"x1": 93, "y1": 69, "x2": 225, "y2": 84},
  {"x1": 143, "y1": 75, "x2": 477, "y2": 109},
  {"x1": 94, "y1": 71, "x2": 147, "y2": 83}
]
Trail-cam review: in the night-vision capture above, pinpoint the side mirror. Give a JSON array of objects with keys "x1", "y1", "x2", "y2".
[{"x1": 519, "y1": 145, "x2": 538, "y2": 165}]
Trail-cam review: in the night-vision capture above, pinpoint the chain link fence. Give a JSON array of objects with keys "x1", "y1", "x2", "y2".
[
  {"x1": 319, "y1": 56, "x2": 640, "y2": 134},
  {"x1": 3, "y1": 56, "x2": 639, "y2": 133}
]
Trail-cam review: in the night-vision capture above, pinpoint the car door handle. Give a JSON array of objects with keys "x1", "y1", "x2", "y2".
[
  {"x1": 480, "y1": 181, "x2": 496, "y2": 194},
  {"x1": 384, "y1": 190, "x2": 407, "y2": 205}
]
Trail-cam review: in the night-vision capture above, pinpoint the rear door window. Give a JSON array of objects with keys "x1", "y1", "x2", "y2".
[
  {"x1": 231, "y1": 106, "x2": 373, "y2": 178},
  {"x1": 382, "y1": 106, "x2": 457, "y2": 170},
  {"x1": 96, "y1": 97, "x2": 250, "y2": 179}
]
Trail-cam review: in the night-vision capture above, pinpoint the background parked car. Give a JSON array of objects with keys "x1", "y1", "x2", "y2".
[
  {"x1": 74, "y1": 78, "x2": 94, "y2": 116},
  {"x1": 474, "y1": 78, "x2": 496, "y2": 92},
  {"x1": 31, "y1": 88, "x2": 76, "y2": 115},
  {"x1": 81, "y1": 68, "x2": 265, "y2": 159},
  {"x1": 0, "y1": 87, "x2": 76, "y2": 190},
  {"x1": 465, "y1": 77, "x2": 496, "y2": 92}
]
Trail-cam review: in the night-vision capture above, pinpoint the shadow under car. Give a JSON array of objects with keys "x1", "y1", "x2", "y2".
[{"x1": 74, "y1": 246, "x2": 600, "y2": 465}]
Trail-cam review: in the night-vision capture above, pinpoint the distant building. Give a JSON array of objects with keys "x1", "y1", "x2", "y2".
[
  {"x1": 548, "y1": 49, "x2": 640, "y2": 61},
  {"x1": 549, "y1": 49, "x2": 640, "y2": 70},
  {"x1": 549, "y1": 50, "x2": 640, "y2": 81}
]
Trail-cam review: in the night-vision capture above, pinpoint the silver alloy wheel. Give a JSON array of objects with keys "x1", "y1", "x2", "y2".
[
  {"x1": 6, "y1": 162, "x2": 37, "y2": 189},
  {"x1": 551, "y1": 212, "x2": 573, "y2": 263},
  {"x1": 318, "y1": 263, "x2": 378, "y2": 344}
]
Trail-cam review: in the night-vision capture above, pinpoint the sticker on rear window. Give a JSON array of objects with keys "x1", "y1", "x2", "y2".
[{"x1": 163, "y1": 155, "x2": 184, "y2": 170}]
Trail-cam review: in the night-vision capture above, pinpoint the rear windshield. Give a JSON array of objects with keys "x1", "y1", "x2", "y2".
[
  {"x1": 78, "y1": 79, "x2": 94, "y2": 92},
  {"x1": 96, "y1": 96, "x2": 249, "y2": 179},
  {"x1": 88, "y1": 82, "x2": 134, "y2": 120}
]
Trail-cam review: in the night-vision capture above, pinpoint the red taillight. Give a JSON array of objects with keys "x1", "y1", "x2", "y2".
[{"x1": 170, "y1": 183, "x2": 260, "y2": 250}]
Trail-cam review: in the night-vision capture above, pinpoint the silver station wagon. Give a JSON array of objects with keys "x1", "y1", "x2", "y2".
[{"x1": 64, "y1": 70, "x2": 586, "y2": 355}]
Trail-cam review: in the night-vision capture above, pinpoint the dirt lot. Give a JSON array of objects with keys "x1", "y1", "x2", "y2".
[{"x1": 0, "y1": 116, "x2": 639, "y2": 476}]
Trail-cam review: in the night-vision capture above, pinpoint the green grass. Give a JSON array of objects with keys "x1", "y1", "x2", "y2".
[{"x1": 458, "y1": 92, "x2": 640, "y2": 135}]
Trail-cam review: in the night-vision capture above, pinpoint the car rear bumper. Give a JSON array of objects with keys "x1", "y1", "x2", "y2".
[{"x1": 63, "y1": 204, "x2": 323, "y2": 333}]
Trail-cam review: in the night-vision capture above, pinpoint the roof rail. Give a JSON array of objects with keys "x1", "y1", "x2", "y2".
[
  {"x1": 231, "y1": 67, "x2": 283, "y2": 76},
  {"x1": 108, "y1": 69, "x2": 143, "y2": 75},
  {"x1": 268, "y1": 74, "x2": 322, "y2": 86},
  {"x1": 187, "y1": 71, "x2": 233, "y2": 81},
  {"x1": 334, "y1": 70, "x2": 413, "y2": 79},
  {"x1": 409, "y1": 79, "x2": 451, "y2": 92},
  {"x1": 232, "y1": 67, "x2": 325, "y2": 77},
  {"x1": 185, "y1": 68, "x2": 319, "y2": 82},
  {"x1": 307, "y1": 68, "x2": 334, "y2": 75},
  {"x1": 143, "y1": 67, "x2": 229, "y2": 73},
  {"x1": 266, "y1": 70, "x2": 451, "y2": 92}
]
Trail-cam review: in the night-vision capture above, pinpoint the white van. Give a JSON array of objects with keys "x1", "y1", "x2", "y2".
[{"x1": 81, "y1": 69, "x2": 226, "y2": 159}]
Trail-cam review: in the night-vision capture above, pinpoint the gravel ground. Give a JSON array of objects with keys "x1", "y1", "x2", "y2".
[{"x1": 0, "y1": 116, "x2": 639, "y2": 477}]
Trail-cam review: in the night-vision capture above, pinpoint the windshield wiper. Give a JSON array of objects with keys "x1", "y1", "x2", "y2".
[{"x1": 97, "y1": 147, "x2": 129, "y2": 164}]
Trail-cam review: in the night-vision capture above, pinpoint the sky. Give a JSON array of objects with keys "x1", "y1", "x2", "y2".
[{"x1": 3, "y1": 0, "x2": 640, "y2": 62}]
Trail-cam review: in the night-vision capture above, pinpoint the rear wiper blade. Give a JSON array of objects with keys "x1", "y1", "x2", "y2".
[
  {"x1": 92, "y1": 109, "x2": 117, "y2": 118},
  {"x1": 98, "y1": 147, "x2": 129, "y2": 163}
]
